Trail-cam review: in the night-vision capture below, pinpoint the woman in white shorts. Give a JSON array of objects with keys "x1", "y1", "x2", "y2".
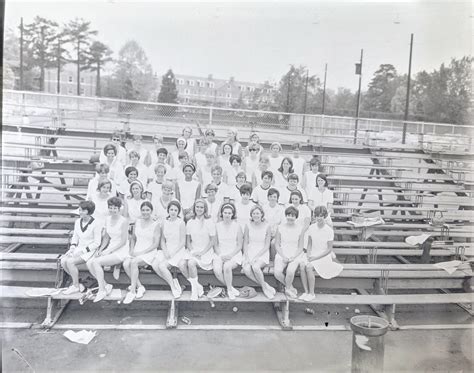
[
  {"x1": 183, "y1": 199, "x2": 216, "y2": 300},
  {"x1": 152, "y1": 200, "x2": 187, "y2": 299},
  {"x1": 242, "y1": 205, "x2": 276, "y2": 299},
  {"x1": 122, "y1": 201, "x2": 161, "y2": 304},
  {"x1": 88, "y1": 197, "x2": 129, "y2": 302},
  {"x1": 274, "y1": 206, "x2": 305, "y2": 298},
  {"x1": 61, "y1": 201, "x2": 102, "y2": 294},
  {"x1": 213, "y1": 203, "x2": 243, "y2": 300}
]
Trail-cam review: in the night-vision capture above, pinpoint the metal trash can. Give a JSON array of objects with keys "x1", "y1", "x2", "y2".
[{"x1": 350, "y1": 315, "x2": 389, "y2": 373}]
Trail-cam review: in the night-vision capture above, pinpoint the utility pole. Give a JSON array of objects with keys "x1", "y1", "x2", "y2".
[
  {"x1": 302, "y1": 69, "x2": 309, "y2": 133},
  {"x1": 354, "y1": 49, "x2": 363, "y2": 144},
  {"x1": 19, "y1": 17, "x2": 24, "y2": 90},
  {"x1": 322, "y1": 63, "x2": 327, "y2": 115},
  {"x1": 402, "y1": 33, "x2": 414, "y2": 144},
  {"x1": 57, "y1": 38, "x2": 61, "y2": 94},
  {"x1": 286, "y1": 71, "x2": 292, "y2": 113},
  {"x1": 77, "y1": 39, "x2": 81, "y2": 96}
]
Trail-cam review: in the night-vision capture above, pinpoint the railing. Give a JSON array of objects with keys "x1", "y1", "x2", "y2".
[{"x1": 2, "y1": 89, "x2": 473, "y2": 147}]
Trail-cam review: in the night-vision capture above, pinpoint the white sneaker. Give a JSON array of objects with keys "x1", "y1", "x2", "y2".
[
  {"x1": 93, "y1": 290, "x2": 107, "y2": 303},
  {"x1": 230, "y1": 287, "x2": 240, "y2": 297},
  {"x1": 105, "y1": 284, "x2": 113, "y2": 295},
  {"x1": 123, "y1": 291, "x2": 136, "y2": 305},
  {"x1": 228, "y1": 289, "x2": 236, "y2": 300},
  {"x1": 262, "y1": 284, "x2": 275, "y2": 300},
  {"x1": 171, "y1": 285, "x2": 181, "y2": 299},
  {"x1": 298, "y1": 293, "x2": 309, "y2": 301},
  {"x1": 113, "y1": 266, "x2": 121, "y2": 280},
  {"x1": 63, "y1": 285, "x2": 80, "y2": 295},
  {"x1": 136, "y1": 286, "x2": 146, "y2": 299},
  {"x1": 285, "y1": 287, "x2": 298, "y2": 299},
  {"x1": 197, "y1": 283, "x2": 204, "y2": 298},
  {"x1": 305, "y1": 293, "x2": 316, "y2": 302}
]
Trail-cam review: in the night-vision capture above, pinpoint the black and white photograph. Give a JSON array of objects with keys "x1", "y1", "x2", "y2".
[{"x1": 1, "y1": 0, "x2": 472, "y2": 371}]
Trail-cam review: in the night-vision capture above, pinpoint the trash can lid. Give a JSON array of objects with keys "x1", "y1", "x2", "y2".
[{"x1": 350, "y1": 315, "x2": 389, "y2": 337}]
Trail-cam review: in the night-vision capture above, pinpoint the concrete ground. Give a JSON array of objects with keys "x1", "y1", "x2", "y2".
[
  {"x1": 1, "y1": 300, "x2": 473, "y2": 372},
  {"x1": 2, "y1": 327, "x2": 472, "y2": 372}
]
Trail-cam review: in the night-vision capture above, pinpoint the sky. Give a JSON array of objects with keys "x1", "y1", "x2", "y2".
[{"x1": 4, "y1": 0, "x2": 472, "y2": 91}]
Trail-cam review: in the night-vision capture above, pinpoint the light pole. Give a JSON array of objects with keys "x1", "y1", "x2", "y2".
[
  {"x1": 402, "y1": 33, "x2": 414, "y2": 144},
  {"x1": 354, "y1": 49, "x2": 363, "y2": 144}
]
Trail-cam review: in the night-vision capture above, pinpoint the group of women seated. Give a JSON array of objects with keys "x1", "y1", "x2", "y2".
[{"x1": 61, "y1": 126, "x2": 342, "y2": 303}]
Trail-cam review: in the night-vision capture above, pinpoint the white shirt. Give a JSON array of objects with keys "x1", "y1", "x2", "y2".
[
  {"x1": 263, "y1": 203, "x2": 285, "y2": 235},
  {"x1": 251, "y1": 185, "x2": 272, "y2": 206},
  {"x1": 268, "y1": 155, "x2": 283, "y2": 173},
  {"x1": 186, "y1": 218, "x2": 216, "y2": 251},
  {"x1": 307, "y1": 223, "x2": 334, "y2": 253},
  {"x1": 280, "y1": 187, "x2": 307, "y2": 206},
  {"x1": 99, "y1": 145, "x2": 127, "y2": 166},
  {"x1": 277, "y1": 223, "x2": 303, "y2": 257},
  {"x1": 294, "y1": 204, "x2": 312, "y2": 230},
  {"x1": 177, "y1": 179, "x2": 200, "y2": 210},
  {"x1": 292, "y1": 157, "x2": 306, "y2": 180},
  {"x1": 235, "y1": 200, "x2": 256, "y2": 229},
  {"x1": 309, "y1": 188, "x2": 334, "y2": 209}
]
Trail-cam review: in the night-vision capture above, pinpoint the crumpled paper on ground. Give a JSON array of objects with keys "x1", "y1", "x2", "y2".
[
  {"x1": 355, "y1": 335, "x2": 372, "y2": 351},
  {"x1": 405, "y1": 233, "x2": 431, "y2": 246},
  {"x1": 63, "y1": 330, "x2": 97, "y2": 345}
]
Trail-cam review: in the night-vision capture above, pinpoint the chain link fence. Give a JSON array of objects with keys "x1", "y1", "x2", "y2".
[{"x1": 3, "y1": 90, "x2": 472, "y2": 148}]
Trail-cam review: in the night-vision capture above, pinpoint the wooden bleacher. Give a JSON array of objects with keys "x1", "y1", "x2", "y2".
[{"x1": 1, "y1": 118, "x2": 472, "y2": 331}]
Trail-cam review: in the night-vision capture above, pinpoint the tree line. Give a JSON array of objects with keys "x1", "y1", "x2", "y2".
[{"x1": 3, "y1": 16, "x2": 472, "y2": 125}]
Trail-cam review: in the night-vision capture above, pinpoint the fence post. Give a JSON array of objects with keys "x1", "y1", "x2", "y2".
[{"x1": 209, "y1": 107, "x2": 213, "y2": 126}]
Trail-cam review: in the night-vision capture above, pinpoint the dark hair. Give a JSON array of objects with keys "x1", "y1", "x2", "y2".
[
  {"x1": 178, "y1": 151, "x2": 189, "y2": 161},
  {"x1": 219, "y1": 202, "x2": 237, "y2": 220},
  {"x1": 309, "y1": 156, "x2": 320, "y2": 167},
  {"x1": 205, "y1": 129, "x2": 215, "y2": 136},
  {"x1": 97, "y1": 179, "x2": 112, "y2": 192},
  {"x1": 235, "y1": 171, "x2": 247, "y2": 181},
  {"x1": 222, "y1": 143, "x2": 233, "y2": 154},
  {"x1": 125, "y1": 166, "x2": 138, "y2": 178},
  {"x1": 285, "y1": 206, "x2": 299, "y2": 218},
  {"x1": 316, "y1": 173, "x2": 328, "y2": 187},
  {"x1": 267, "y1": 187, "x2": 280, "y2": 200},
  {"x1": 261, "y1": 170, "x2": 273, "y2": 180},
  {"x1": 140, "y1": 201, "x2": 154, "y2": 211},
  {"x1": 157, "y1": 147, "x2": 168, "y2": 156},
  {"x1": 313, "y1": 205, "x2": 328, "y2": 218},
  {"x1": 107, "y1": 196, "x2": 122, "y2": 209},
  {"x1": 239, "y1": 183, "x2": 252, "y2": 196},
  {"x1": 211, "y1": 165, "x2": 223, "y2": 174},
  {"x1": 129, "y1": 180, "x2": 144, "y2": 199},
  {"x1": 292, "y1": 143, "x2": 300, "y2": 150},
  {"x1": 278, "y1": 157, "x2": 294, "y2": 174},
  {"x1": 229, "y1": 154, "x2": 242, "y2": 165},
  {"x1": 288, "y1": 173, "x2": 299, "y2": 182},
  {"x1": 167, "y1": 200, "x2": 182, "y2": 216},
  {"x1": 289, "y1": 190, "x2": 304, "y2": 204},
  {"x1": 128, "y1": 150, "x2": 140, "y2": 160},
  {"x1": 176, "y1": 138, "x2": 188, "y2": 149},
  {"x1": 182, "y1": 162, "x2": 196, "y2": 173},
  {"x1": 79, "y1": 200, "x2": 95, "y2": 215},
  {"x1": 95, "y1": 163, "x2": 110, "y2": 174},
  {"x1": 103, "y1": 144, "x2": 117, "y2": 156}
]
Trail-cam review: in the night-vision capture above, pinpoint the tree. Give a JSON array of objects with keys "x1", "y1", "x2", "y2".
[
  {"x1": 64, "y1": 18, "x2": 98, "y2": 95},
  {"x1": 112, "y1": 40, "x2": 156, "y2": 101},
  {"x1": 363, "y1": 64, "x2": 398, "y2": 113},
  {"x1": 275, "y1": 65, "x2": 320, "y2": 113},
  {"x1": 23, "y1": 16, "x2": 59, "y2": 91},
  {"x1": 327, "y1": 87, "x2": 356, "y2": 116},
  {"x1": 83, "y1": 41, "x2": 113, "y2": 96},
  {"x1": 157, "y1": 69, "x2": 178, "y2": 103}
]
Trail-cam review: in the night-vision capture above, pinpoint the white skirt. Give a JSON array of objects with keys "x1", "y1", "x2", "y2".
[
  {"x1": 156, "y1": 248, "x2": 189, "y2": 267},
  {"x1": 309, "y1": 253, "x2": 343, "y2": 279},
  {"x1": 188, "y1": 249, "x2": 214, "y2": 271},
  {"x1": 136, "y1": 249, "x2": 158, "y2": 266}
]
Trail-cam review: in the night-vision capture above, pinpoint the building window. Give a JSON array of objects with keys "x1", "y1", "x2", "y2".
[
  {"x1": 189, "y1": 80, "x2": 195, "y2": 86},
  {"x1": 80, "y1": 88, "x2": 85, "y2": 95},
  {"x1": 185, "y1": 97, "x2": 190, "y2": 103},
  {"x1": 226, "y1": 93, "x2": 232, "y2": 99},
  {"x1": 227, "y1": 85, "x2": 231, "y2": 89},
  {"x1": 68, "y1": 88, "x2": 72, "y2": 94},
  {"x1": 185, "y1": 89, "x2": 190, "y2": 95},
  {"x1": 80, "y1": 77, "x2": 84, "y2": 83},
  {"x1": 68, "y1": 76, "x2": 73, "y2": 83},
  {"x1": 207, "y1": 82, "x2": 215, "y2": 88},
  {"x1": 198, "y1": 80, "x2": 204, "y2": 87},
  {"x1": 178, "y1": 79, "x2": 184, "y2": 85}
]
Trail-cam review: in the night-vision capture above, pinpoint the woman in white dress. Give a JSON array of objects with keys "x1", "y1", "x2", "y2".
[
  {"x1": 274, "y1": 157, "x2": 294, "y2": 190},
  {"x1": 213, "y1": 203, "x2": 243, "y2": 300},
  {"x1": 289, "y1": 190, "x2": 311, "y2": 234},
  {"x1": 123, "y1": 180, "x2": 147, "y2": 225},
  {"x1": 308, "y1": 173, "x2": 334, "y2": 213},
  {"x1": 122, "y1": 201, "x2": 161, "y2": 304},
  {"x1": 170, "y1": 137, "x2": 188, "y2": 169},
  {"x1": 151, "y1": 180, "x2": 177, "y2": 222},
  {"x1": 221, "y1": 128, "x2": 243, "y2": 157},
  {"x1": 183, "y1": 199, "x2": 216, "y2": 300},
  {"x1": 302, "y1": 156, "x2": 320, "y2": 197},
  {"x1": 268, "y1": 142, "x2": 284, "y2": 173},
  {"x1": 244, "y1": 132, "x2": 262, "y2": 158},
  {"x1": 61, "y1": 201, "x2": 102, "y2": 294},
  {"x1": 175, "y1": 163, "x2": 201, "y2": 220},
  {"x1": 242, "y1": 205, "x2": 276, "y2": 299},
  {"x1": 86, "y1": 163, "x2": 117, "y2": 200},
  {"x1": 90, "y1": 180, "x2": 114, "y2": 229},
  {"x1": 182, "y1": 126, "x2": 196, "y2": 157},
  {"x1": 102, "y1": 143, "x2": 125, "y2": 190},
  {"x1": 152, "y1": 200, "x2": 187, "y2": 298},
  {"x1": 125, "y1": 150, "x2": 149, "y2": 186},
  {"x1": 217, "y1": 143, "x2": 233, "y2": 178},
  {"x1": 88, "y1": 197, "x2": 129, "y2": 302}
]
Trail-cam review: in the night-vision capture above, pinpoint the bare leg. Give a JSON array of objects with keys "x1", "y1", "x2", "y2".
[
  {"x1": 66, "y1": 256, "x2": 85, "y2": 287},
  {"x1": 306, "y1": 263, "x2": 316, "y2": 295},
  {"x1": 188, "y1": 258, "x2": 198, "y2": 279},
  {"x1": 243, "y1": 263, "x2": 258, "y2": 284},
  {"x1": 285, "y1": 260, "x2": 299, "y2": 290},
  {"x1": 223, "y1": 260, "x2": 237, "y2": 291},
  {"x1": 273, "y1": 260, "x2": 286, "y2": 285},
  {"x1": 300, "y1": 262, "x2": 309, "y2": 294},
  {"x1": 178, "y1": 259, "x2": 189, "y2": 280},
  {"x1": 212, "y1": 256, "x2": 225, "y2": 285}
]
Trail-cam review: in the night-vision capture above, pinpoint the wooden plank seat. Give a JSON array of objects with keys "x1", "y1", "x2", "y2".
[
  {"x1": 1, "y1": 284, "x2": 471, "y2": 330},
  {"x1": 1, "y1": 198, "x2": 84, "y2": 206},
  {"x1": 2, "y1": 170, "x2": 93, "y2": 179},
  {"x1": 0, "y1": 215, "x2": 77, "y2": 224},
  {"x1": 1, "y1": 188, "x2": 87, "y2": 196},
  {"x1": 1, "y1": 181, "x2": 84, "y2": 189}
]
